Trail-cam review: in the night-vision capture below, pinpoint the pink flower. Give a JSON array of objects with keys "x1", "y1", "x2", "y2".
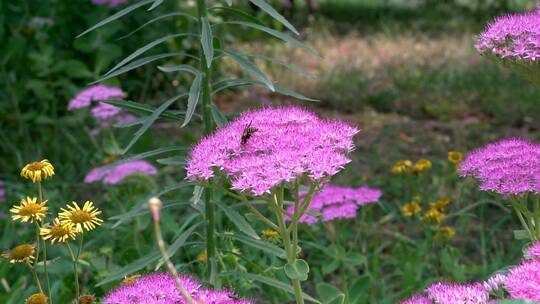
[
  {"x1": 91, "y1": 102, "x2": 121, "y2": 120},
  {"x1": 476, "y1": 9, "x2": 540, "y2": 61},
  {"x1": 460, "y1": 138, "x2": 540, "y2": 196},
  {"x1": 285, "y1": 184, "x2": 382, "y2": 224},
  {"x1": 103, "y1": 272, "x2": 252, "y2": 304},
  {"x1": 84, "y1": 160, "x2": 157, "y2": 185},
  {"x1": 483, "y1": 273, "x2": 506, "y2": 293},
  {"x1": 504, "y1": 259, "x2": 540, "y2": 301},
  {"x1": 0, "y1": 180, "x2": 5, "y2": 202},
  {"x1": 426, "y1": 282, "x2": 489, "y2": 304},
  {"x1": 68, "y1": 84, "x2": 126, "y2": 110},
  {"x1": 400, "y1": 294, "x2": 432, "y2": 304},
  {"x1": 526, "y1": 242, "x2": 540, "y2": 259},
  {"x1": 186, "y1": 107, "x2": 359, "y2": 196}
]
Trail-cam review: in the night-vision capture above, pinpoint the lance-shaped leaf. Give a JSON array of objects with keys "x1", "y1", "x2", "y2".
[
  {"x1": 216, "y1": 21, "x2": 317, "y2": 55},
  {"x1": 209, "y1": 6, "x2": 265, "y2": 26},
  {"x1": 77, "y1": 0, "x2": 155, "y2": 38},
  {"x1": 119, "y1": 12, "x2": 197, "y2": 40},
  {"x1": 148, "y1": 0, "x2": 164, "y2": 10},
  {"x1": 183, "y1": 74, "x2": 202, "y2": 127},
  {"x1": 212, "y1": 78, "x2": 317, "y2": 102},
  {"x1": 105, "y1": 33, "x2": 196, "y2": 77},
  {"x1": 216, "y1": 201, "x2": 260, "y2": 239},
  {"x1": 221, "y1": 50, "x2": 274, "y2": 91},
  {"x1": 201, "y1": 16, "x2": 214, "y2": 68},
  {"x1": 105, "y1": 99, "x2": 188, "y2": 122},
  {"x1": 210, "y1": 103, "x2": 228, "y2": 127},
  {"x1": 122, "y1": 93, "x2": 187, "y2": 154},
  {"x1": 249, "y1": 0, "x2": 299, "y2": 35}
]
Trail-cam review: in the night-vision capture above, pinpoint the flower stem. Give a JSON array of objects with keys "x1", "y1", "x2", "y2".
[
  {"x1": 66, "y1": 241, "x2": 80, "y2": 301},
  {"x1": 196, "y1": 0, "x2": 217, "y2": 286},
  {"x1": 273, "y1": 188, "x2": 305, "y2": 304},
  {"x1": 152, "y1": 211, "x2": 197, "y2": 304},
  {"x1": 27, "y1": 261, "x2": 43, "y2": 293},
  {"x1": 37, "y1": 182, "x2": 52, "y2": 302}
]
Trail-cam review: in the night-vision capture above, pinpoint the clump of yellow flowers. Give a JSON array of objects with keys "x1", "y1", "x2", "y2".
[
  {"x1": 402, "y1": 196, "x2": 455, "y2": 242},
  {"x1": 2, "y1": 159, "x2": 103, "y2": 304},
  {"x1": 392, "y1": 159, "x2": 432, "y2": 175}
]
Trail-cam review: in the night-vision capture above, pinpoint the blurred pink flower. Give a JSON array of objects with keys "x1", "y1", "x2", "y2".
[
  {"x1": 504, "y1": 259, "x2": 540, "y2": 301},
  {"x1": 91, "y1": 0, "x2": 128, "y2": 7},
  {"x1": 84, "y1": 160, "x2": 157, "y2": 185},
  {"x1": 68, "y1": 84, "x2": 126, "y2": 110}
]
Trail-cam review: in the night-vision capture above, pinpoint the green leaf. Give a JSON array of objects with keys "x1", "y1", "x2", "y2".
[
  {"x1": 210, "y1": 103, "x2": 228, "y2": 127},
  {"x1": 348, "y1": 276, "x2": 370, "y2": 304},
  {"x1": 216, "y1": 21, "x2": 317, "y2": 55},
  {"x1": 105, "y1": 33, "x2": 196, "y2": 77},
  {"x1": 92, "y1": 53, "x2": 190, "y2": 84},
  {"x1": 231, "y1": 234, "x2": 285, "y2": 258},
  {"x1": 225, "y1": 0, "x2": 233, "y2": 6},
  {"x1": 119, "y1": 13, "x2": 197, "y2": 40},
  {"x1": 122, "y1": 93, "x2": 186, "y2": 154},
  {"x1": 212, "y1": 78, "x2": 317, "y2": 102},
  {"x1": 284, "y1": 259, "x2": 310, "y2": 281},
  {"x1": 156, "y1": 156, "x2": 185, "y2": 166},
  {"x1": 157, "y1": 64, "x2": 199, "y2": 75},
  {"x1": 53, "y1": 60, "x2": 92, "y2": 78},
  {"x1": 221, "y1": 50, "x2": 274, "y2": 91},
  {"x1": 77, "y1": 0, "x2": 155, "y2": 38},
  {"x1": 181, "y1": 74, "x2": 202, "y2": 127},
  {"x1": 248, "y1": 0, "x2": 299, "y2": 35},
  {"x1": 321, "y1": 259, "x2": 340, "y2": 275},
  {"x1": 96, "y1": 222, "x2": 199, "y2": 286},
  {"x1": 316, "y1": 283, "x2": 346, "y2": 304},
  {"x1": 209, "y1": 6, "x2": 264, "y2": 26},
  {"x1": 226, "y1": 272, "x2": 321, "y2": 303},
  {"x1": 245, "y1": 53, "x2": 315, "y2": 78},
  {"x1": 216, "y1": 201, "x2": 260, "y2": 240},
  {"x1": 514, "y1": 229, "x2": 529, "y2": 240},
  {"x1": 201, "y1": 17, "x2": 214, "y2": 68},
  {"x1": 105, "y1": 100, "x2": 189, "y2": 122},
  {"x1": 110, "y1": 182, "x2": 191, "y2": 227},
  {"x1": 148, "y1": 0, "x2": 164, "y2": 10}
]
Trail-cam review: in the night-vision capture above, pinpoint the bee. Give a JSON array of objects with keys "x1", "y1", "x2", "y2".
[{"x1": 240, "y1": 121, "x2": 258, "y2": 145}]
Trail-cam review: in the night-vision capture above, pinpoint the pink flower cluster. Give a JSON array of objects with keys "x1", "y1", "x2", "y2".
[
  {"x1": 103, "y1": 272, "x2": 252, "y2": 304},
  {"x1": 401, "y1": 282, "x2": 489, "y2": 304},
  {"x1": 0, "y1": 180, "x2": 5, "y2": 202},
  {"x1": 526, "y1": 241, "x2": 540, "y2": 259},
  {"x1": 286, "y1": 184, "x2": 382, "y2": 224},
  {"x1": 482, "y1": 273, "x2": 506, "y2": 293},
  {"x1": 460, "y1": 138, "x2": 540, "y2": 196},
  {"x1": 476, "y1": 9, "x2": 540, "y2": 61},
  {"x1": 91, "y1": 0, "x2": 128, "y2": 7},
  {"x1": 503, "y1": 259, "x2": 540, "y2": 301},
  {"x1": 186, "y1": 107, "x2": 359, "y2": 196},
  {"x1": 84, "y1": 160, "x2": 157, "y2": 185}
]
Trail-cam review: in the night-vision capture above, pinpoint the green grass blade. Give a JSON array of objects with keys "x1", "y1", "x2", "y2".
[
  {"x1": 104, "y1": 100, "x2": 186, "y2": 122},
  {"x1": 216, "y1": 201, "x2": 260, "y2": 240},
  {"x1": 118, "y1": 13, "x2": 197, "y2": 40},
  {"x1": 221, "y1": 50, "x2": 274, "y2": 91},
  {"x1": 147, "y1": 0, "x2": 164, "y2": 10}
]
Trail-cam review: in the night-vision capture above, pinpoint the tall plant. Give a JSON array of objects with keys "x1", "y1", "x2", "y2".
[{"x1": 78, "y1": 0, "x2": 315, "y2": 287}]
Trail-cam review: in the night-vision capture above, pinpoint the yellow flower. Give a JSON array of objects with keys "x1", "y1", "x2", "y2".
[
  {"x1": 392, "y1": 160, "x2": 412, "y2": 174},
  {"x1": 20, "y1": 159, "x2": 55, "y2": 183},
  {"x1": 412, "y1": 159, "x2": 432, "y2": 174},
  {"x1": 25, "y1": 293, "x2": 48, "y2": 304},
  {"x1": 430, "y1": 198, "x2": 451, "y2": 211},
  {"x1": 122, "y1": 274, "x2": 141, "y2": 285},
  {"x1": 78, "y1": 294, "x2": 96, "y2": 304},
  {"x1": 402, "y1": 201, "x2": 422, "y2": 217},
  {"x1": 2, "y1": 244, "x2": 35, "y2": 264},
  {"x1": 424, "y1": 208, "x2": 446, "y2": 224},
  {"x1": 40, "y1": 218, "x2": 78, "y2": 244},
  {"x1": 448, "y1": 151, "x2": 463, "y2": 165},
  {"x1": 435, "y1": 226, "x2": 456, "y2": 241},
  {"x1": 59, "y1": 201, "x2": 102, "y2": 233},
  {"x1": 197, "y1": 251, "x2": 208, "y2": 263},
  {"x1": 262, "y1": 229, "x2": 280, "y2": 239},
  {"x1": 10, "y1": 197, "x2": 48, "y2": 223}
]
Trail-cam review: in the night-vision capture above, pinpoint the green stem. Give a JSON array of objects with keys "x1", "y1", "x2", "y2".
[
  {"x1": 153, "y1": 215, "x2": 197, "y2": 304},
  {"x1": 534, "y1": 196, "x2": 540, "y2": 240},
  {"x1": 512, "y1": 198, "x2": 534, "y2": 241},
  {"x1": 66, "y1": 243, "x2": 80, "y2": 301},
  {"x1": 273, "y1": 188, "x2": 305, "y2": 304},
  {"x1": 196, "y1": 0, "x2": 217, "y2": 286},
  {"x1": 27, "y1": 261, "x2": 43, "y2": 293},
  {"x1": 37, "y1": 182, "x2": 52, "y2": 302}
]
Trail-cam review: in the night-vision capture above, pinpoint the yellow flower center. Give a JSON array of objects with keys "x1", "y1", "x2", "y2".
[
  {"x1": 25, "y1": 293, "x2": 48, "y2": 304},
  {"x1": 9, "y1": 244, "x2": 34, "y2": 260},
  {"x1": 50, "y1": 225, "x2": 70, "y2": 237},
  {"x1": 19, "y1": 203, "x2": 44, "y2": 217},
  {"x1": 70, "y1": 210, "x2": 93, "y2": 223}
]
